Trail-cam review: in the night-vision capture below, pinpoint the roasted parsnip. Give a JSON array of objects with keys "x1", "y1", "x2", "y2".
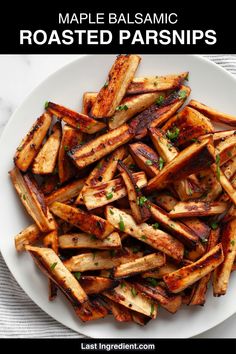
[
  {"x1": 149, "y1": 203, "x2": 198, "y2": 247},
  {"x1": 32, "y1": 122, "x2": 61, "y2": 174},
  {"x1": 127, "y1": 72, "x2": 188, "y2": 94},
  {"x1": 14, "y1": 112, "x2": 52, "y2": 172},
  {"x1": 106, "y1": 206, "x2": 184, "y2": 261},
  {"x1": 169, "y1": 201, "x2": 228, "y2": 218},
  {"x1": 129, "y1": 86, "x2": 191, "y2": 139},
  {"x1": 10, "y1": 168, "x2": 56, "y2": 232},
  {"x1": 50, "y1": 202, "x2": 114, "y2": 239},
  {"x1": 82, "y1": 172, "x2": 147, "y2": 210},
  {"x1": 129, "y1": 142, "x2": 162, "y2": 177},
  {"x1": 161, "y1": 106, "x2": 213, "y2": 147},
  {"x1": 212, "y1": 166, "x2": 236, "y2": 206},
  {"x1": 104, "y1": 297, "x2": 132, "y2": 322},
  {"x1": 64, "y1": 249, "x2": 141, "y2": 272},
  {"x1": 58, "y1": 125, "x2": 83, "y2": 183},
  {"x1": 149, "y1": 127, "x2": 178, "y2": 162},
  {"x1": 26, "y1": 246, "x2": 88, "y2": 304},
  {"x1": 199, "y1": 130, "x2": 236, "y2": 142},
  {"x1": 213, "y1": 219, "x2": 236, "y2": 296},
  {"x1": 109, "y1": 92, "x2": 165, "y2": 129},
  {"x1": 82, "y1": 92, "x2": 97, "y2": 115},
  {"x1": 76, "y1": 146, "x2": 126, "y2": 205},
  {"x1": 142, "y1": 263, "x2": 178, "y2": 279},
  {"x1": 14, "y1": 224, "x2": 41, "y2": 252},
  {"x1": 91, "y1": 54, "x2": 141, "y2": 118},
  {"x1": 114, "y1": 253, "x2": 166, "y2": 278},
  {"x1": 47, "y1": 102, "x2": 106, "y2": 133},
  {"x1": 103, "y1": 281, "x2": 158, "y2": 318},
  {"x1": 79, "y1": 276, "x2": 118, "y2": 294},
  {"x1": 45, "y1": 178, "x2": 85, "y2": 205},
  {"x1": 221, "y1": 156, "x2": 236, "y2": 180},
  {"x1": 189, "y1": 99, "x2": 236, "y2": 126},
  {"x1": 131, "y1": 280, "x2": 182, "y2": 313},
  {"x1": 59, "y1": 232, "x2": 121, "y2": 250},
  {"x1": 43, "y1": 229, "x2": 59, "y2": 254},
  {"x1": 68, "y1": 124, "x2": 134, "y2": 169},
  {"x1": 146, "y1": 137, "x2": 215, "y2": 192},
  {"x1": 164, "y1": 244, "x2": 224, "y2": 293},
  {"x1": 118, "y1": 160, "x2": 151, "y2": 224},
  {"x1": 149, "y1": 127, "x2": 204, "y2": 201},
  {"x1": 189, "y1": 228, "x2": 220, "y2": 305},
  {"x1": 216, "y1": 134, "x2": 236, "y2": 165},
  {"x1": 75, "y1": 298, "x2": 108, "y2": 322}
]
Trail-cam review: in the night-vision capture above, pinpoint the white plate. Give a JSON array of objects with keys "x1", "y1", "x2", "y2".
[{"x1": 1, "y1": 55, "x2": 236, "y2": 338}]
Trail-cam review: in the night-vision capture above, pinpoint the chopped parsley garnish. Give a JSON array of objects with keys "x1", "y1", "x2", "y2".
[
  {"x1": 106, "y1": 192, "x2": 113, "y2": 200},
  {"x1": 94, "y1": 262, "x2": 99, "y2": 266},
  {"x1": 52, "y1": 167, "x2": 58, "y2": 175},
  {"x1": 120, "y1": 282, "x2": 126, "y2": 289},
  {"x1": 191, "y1": 138, "x2": 198, "y2": 143},
  {"x1": 137, "y1": 196, "x2": 148, "y2": 207},
  {"x1": 97, "y1": 161, "x2": 102, "y2": 169},
  {"x1": 150, "y1": 303, "x2": 155, "y2": 316},
  {"x1": 184, "y1": 249, "x2": 189, "y2": 258},
  {"x1": 131, "y1": 287, "x2": 137, "y2": 297},
  {"x1": 156, "y1": 95, "x2": 164, "y2": 106},
  {"x1": 152, "y1": 223, "x2": 159, "y2": 230},
  {"x1": 231, "y1": 240, "x2": 235, "y2": 246},
  {"x1": 44, "y1": 101, "x2": 49, "y2": 109},
  {"x1": 103, "y1": 81, "x2": 109, "y2": 88},
  {"x1": 90, "y1": 234, "x2": 97, "y2": 240},
  {"x1": 145, "y1": 159, "x2": 153, "y2": 166},
  {"x1": 77, "y1": 123, "x2": 80, "y2": 129},
  {"x1": 159, "y1": 157, "x2": 164, "y2": 170},
  {"x1": 64, "y1": 145, "x2": 69, "y2": 151},
  {"x1": 141, "y1": 235, "x2": 147, "y2": 240},
  {"x1": 178, "y1": 90, "x2": 187, "y2": 99},
  {"x1": 166, "y1": 127, "x2": 180, "y2": 142},
  {"x1": 110, "y1": 250, "x2": 116, "y2": 257},
  {"x1": 119, "y1": 215, "x2": 125, "y2": 232},
  {"x1": 22, "y1": 194, "x2": 26, "y2": 200},
  {"x1": 210, "y1": 222, "x2": 218, "y2": 230},
  {"x1": 109, "y1": 209, "x2": 114, "y2": 215},
  {"x1": 50, "y1": 262, "x2": 57, "y2": 270},
  {"x1": 17, "y1": 146, "x2": 23, "y2": 152},
  {"x1": 116, "y1": 104, "x2": 128, "y2": 111},
  {"x1": 216, "y1": 154, "x2": 221, "y2": 180},
  {"x1": 147, "y1": 278, "x2": 158, "y2": 287},
  {"x1": 227, "y1": 151, "x2": 233, "y2": 158},
  {"x1": 74, "y1": 272, "x2": 81, "y2": 280},
  {"x1": 188, "y1": 188, "x2": 193, "y2": 196},
  {"x1": 129, "y1": 164, "x2": 136, "y2": 170}
]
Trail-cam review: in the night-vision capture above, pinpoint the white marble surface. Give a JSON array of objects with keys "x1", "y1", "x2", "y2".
[{"x1": 0, "y1": 54, "x2": 235, "y2": 338}]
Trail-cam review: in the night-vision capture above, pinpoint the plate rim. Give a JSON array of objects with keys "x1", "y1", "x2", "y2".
[{"x1": 1, "y1": 54, "x2": 236, "y2": 338}]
